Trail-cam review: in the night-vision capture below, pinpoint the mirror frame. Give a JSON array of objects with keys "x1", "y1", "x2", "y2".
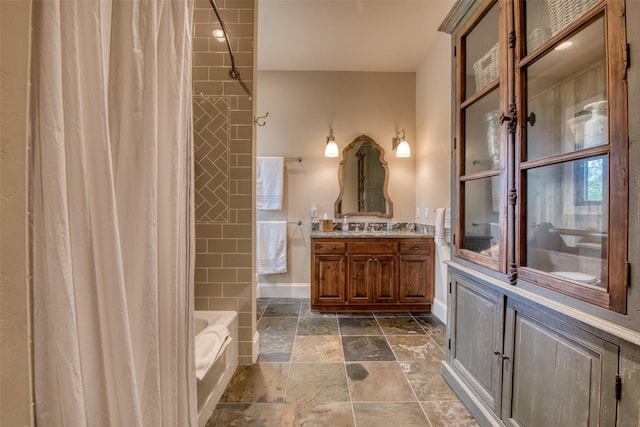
[{"x1": 334, "y1": 134, "x2": 393, "y2": 218}]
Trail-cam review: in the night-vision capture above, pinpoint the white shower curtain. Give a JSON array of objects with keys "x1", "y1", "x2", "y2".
[{"x1": 31, "y1": 0, "x2": 196, "y2": 426}]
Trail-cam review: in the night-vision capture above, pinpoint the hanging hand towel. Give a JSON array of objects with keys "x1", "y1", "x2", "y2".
[
  {"x1": 256, "y1": 156, "x2": 284, "y2": 210},
  {"x1": 257, "y1": 221, "x2": 287, "y2": 274},
  {"x1": 435, "y1": 208, "x2": 451, "y2": 246}
]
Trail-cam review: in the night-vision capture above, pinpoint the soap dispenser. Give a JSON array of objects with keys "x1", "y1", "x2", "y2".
[{"x1": 342, "y1": 216, "x2": 349, "y2": 233}]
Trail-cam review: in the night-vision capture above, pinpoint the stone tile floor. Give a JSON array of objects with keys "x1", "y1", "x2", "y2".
[{"x1": 205, "y1": 298, "x2": 478, "y2": 426}]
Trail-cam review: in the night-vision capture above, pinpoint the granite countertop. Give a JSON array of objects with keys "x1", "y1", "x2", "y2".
[{"x1": 310, "y1": 231, "x2": 434, "y2": 239}]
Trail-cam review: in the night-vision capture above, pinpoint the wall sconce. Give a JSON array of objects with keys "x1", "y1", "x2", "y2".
[
  {"x1": 392, "y1": 129, "x2": 411, "y2": 157},
  {"x1": 324, "y1": 129, "x2": 339, "y2": 157}
]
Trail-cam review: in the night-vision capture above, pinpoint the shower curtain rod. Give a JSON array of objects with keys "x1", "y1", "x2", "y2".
[{"x1": 208, "y1": 0, "x2": 240, "y2": 80}]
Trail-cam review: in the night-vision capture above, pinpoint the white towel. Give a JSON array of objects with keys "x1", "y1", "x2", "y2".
[
  {"x1": 435, "y1": 208, "x2": 451, "y2": 246},
  {"x1": 195, "y1": 323, "x2": 231, "y2": 381},
  {"x1": 256, "y1": 156, "x2": 284, "y2": 210},
  {"x1": 257, "y1": 221, "x2": 287, "y2": 274}
]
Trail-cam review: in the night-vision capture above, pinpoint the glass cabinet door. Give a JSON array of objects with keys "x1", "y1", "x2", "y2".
[
  {"x1": 456, "y1": 1, "x2": 505, "y2": 271},
  {"x1": 516, "y1": 0, "x2": 628, "y2": 313}
]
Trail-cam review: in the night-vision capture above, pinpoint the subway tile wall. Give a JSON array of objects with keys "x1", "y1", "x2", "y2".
[{"x1": 192, "y1": 0, "x2": 256, "y2": 364}]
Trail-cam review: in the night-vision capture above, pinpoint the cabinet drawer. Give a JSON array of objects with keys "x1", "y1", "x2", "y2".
[
  {"x1": 400, "y1": 240, "x2": 432, "y2": 255},
  {"x1": 314, "y1": 241, "x2": 346, "y2": 254},
  {"x1": 347, "y1": 241, "x2": 398, "y2": 254}
]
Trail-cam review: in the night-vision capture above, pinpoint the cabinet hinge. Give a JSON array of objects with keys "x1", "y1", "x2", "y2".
[
  {"x1": 448, "y1": 338, "x2": 451, "y2": 350},
  {"x1": 624, "y1": 261, "x2": 631, "y2": 288},
  {"x1": 508, "y1": 188, "x2": 517, "y2": 205},
  {"x1": 454, "y1": 46, "x2": 457, "y2": 57},
  {"x1": 453, "y1": 137, "x2": 457, "y2": 150},
  {"x1": 615, "y1": 375, "x2": 622, "y2": 401},
  {"x1": 453, "y1": 233, "x2": 456, "y2": 245},
  {"x1": 624, "y1": 43, "x2": 630, "y2": 69},
  {"x1": 508, "y1": 263, "x2": 518, "y2": 285},
  {"x1": 499, "y1": 103, "x2": 518, "y2": 134},
  {"x1": 508, "y1": 31, "x2": 516, "y2": 49},
  {"x1": 449, "y1": 282, "x2": 452, "y2": 293}
]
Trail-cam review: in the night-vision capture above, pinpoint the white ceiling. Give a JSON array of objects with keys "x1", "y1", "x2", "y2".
[{"x1": 257, "y1": 0, "x2": 455, "y2": 72}]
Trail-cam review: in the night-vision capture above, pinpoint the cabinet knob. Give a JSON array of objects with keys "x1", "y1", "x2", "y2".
[{"x1": 493, "y1": 350, "x2": 501, "y2": 355}]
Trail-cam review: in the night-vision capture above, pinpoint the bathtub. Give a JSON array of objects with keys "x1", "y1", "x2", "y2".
[{"x1": 195, "y1": 310, "x2": 238, "y2": 427}]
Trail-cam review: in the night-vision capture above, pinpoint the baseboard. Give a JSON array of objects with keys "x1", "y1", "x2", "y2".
[
  {"x1": 257, "y1": 282, "x2": 310, "y2": 299},
  {"x1": 432, "y1": 297, "x2": 447, "y2": 325},
  {"x1": 441, "y1": 362, "x2": 503, "y2": 427}
]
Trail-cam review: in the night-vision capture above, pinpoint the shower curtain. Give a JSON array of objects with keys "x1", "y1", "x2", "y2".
[{"x1": 31, "y1": 0, "x2": 195, "y2": 426}]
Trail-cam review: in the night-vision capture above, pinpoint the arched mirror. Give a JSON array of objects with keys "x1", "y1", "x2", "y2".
[{"x1": 334, "y1": 135, "x2": 393, "y2": 218}]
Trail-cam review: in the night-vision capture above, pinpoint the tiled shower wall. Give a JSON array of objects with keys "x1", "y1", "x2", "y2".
[{"x1": 192, "y1": 0, "x2": 256, "y2": 364}]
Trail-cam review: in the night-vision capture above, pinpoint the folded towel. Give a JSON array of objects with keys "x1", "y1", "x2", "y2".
[
  {"x1": 195, "y1": 323, "x2": 231, "y2": 381},
  {"x1": 257, "y1": 221, "x2": 287, "y2": 274},
  {"x1": 256, "y1": 156, "x2": 284, "y2": 210},
  {"x1": 435, "y1": 208, "x2": 451, "y2": 246}
]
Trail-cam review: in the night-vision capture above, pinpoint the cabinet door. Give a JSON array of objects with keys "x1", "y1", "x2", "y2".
[
  {"x1": 502, "y1": 300, "x2": 619, "y2": 426},
  {"x1": 348, "y1": 255, "x2": 373, "y2": 303},
  {"x1": 454, "y1": 0, "x2": 506, "y2": 272},
  {"x1": 398, "y1": 254, "x2": 432, "y2": 303},
  {"x1": 313, "y1": 255, "x2": 346, "y2": 304},
  {"x1": 373, "y1": 254, "x2": 396, "y2": 303},
  {"x1": 450, "y1": 274, "x2": 505, "y2": 414},
  {"x1": 516, "y1": 0, "x2": 628, "y2": 313}
]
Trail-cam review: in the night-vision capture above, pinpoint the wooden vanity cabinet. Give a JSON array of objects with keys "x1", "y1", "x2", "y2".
[
  {"x1": 311, "y1": 236, "x2": 434, "y2": 312},
  {"x1": 347, "y1": 241, "x2": 397, "y2": 304},
  {"x1": 398, "y1": 240, "x2": 435, "y2": 303},
  {"x1": 311, "y1": 240, "x2": 346, "y2": 304}
]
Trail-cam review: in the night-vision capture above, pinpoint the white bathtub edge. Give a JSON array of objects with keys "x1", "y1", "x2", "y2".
[{"x1": 195, "y1": 310, "x2": 238, "y2": 427}]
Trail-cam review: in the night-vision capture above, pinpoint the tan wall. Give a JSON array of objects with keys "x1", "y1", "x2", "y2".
[
  {"x1": 192, "y1": 0, "x2": 257, "y2": 364},
  {"x1": 415, "y1": 28, "x2": 454, "y2": 324},
  {"x1": 0, "y1": 0, "x2": 34, "y2": 425},
  {"x1": 255, "y1": 71, "x2": 416, "y2": 295}
]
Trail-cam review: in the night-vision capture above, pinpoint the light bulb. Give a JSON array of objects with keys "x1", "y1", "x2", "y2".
[
  {"x1": 396, "y1": 140, "x2": 411, "y2": 157},
  {"x1": 324, "y1": 140, "x2": 339, "y2": 157}
]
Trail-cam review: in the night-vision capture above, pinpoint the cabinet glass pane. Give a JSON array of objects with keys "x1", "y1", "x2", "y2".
[
  {"x1": 525, "y1": 156, "x2": 608, "y2": 288},
  {"x1": 464, "y1": 89, "x2": 500, "y2": 174},
  {"x1": 465, "y1": 3, "x2": 499, "y2": 98},
  {"x1": 525, "y1": 0, "x2": 602, "y2": 54},
  {"x1": 526, "y1": 17, "x2": 607, "y2": 161},
  {"x1": 463, "y1": 176, "x2": 501, "y2": 258}
]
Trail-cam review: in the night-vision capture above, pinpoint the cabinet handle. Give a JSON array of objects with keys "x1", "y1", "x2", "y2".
[
  {"x1": 494, "y1": 350, "x2": 509, "y2": 361},
  {"x1": 401, "y1": 257, "x2": 405, "y2": 262},
  {"x1": 368, "y1": 258, "x2": 373, "y2": 262},
  {"x1": 374, "y1": 258, "x2": 379, "y2": 262},
  {"x1": 410, "y1": 246, "x2": 421, "y2": 250},
  {"x1": 527, "y1": 111, "x2": 536, "y2": 126},
  {"x1": 328, "y1": 246, "x2": 337, "y2": 250}
]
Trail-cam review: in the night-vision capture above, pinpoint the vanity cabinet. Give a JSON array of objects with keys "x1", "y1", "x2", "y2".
[
  {"x1": 312, "y1": 241, "x2": 346, "y2": 304},
  {"x1": 398, "y1": 240, "x2": 435, "y2": 303},
  {"x1": 311, "y1": 236, "x2": 434, "y2": 311},
  {"x1": 347, "y1": 241, "x2": 397, "y2": 303}
]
